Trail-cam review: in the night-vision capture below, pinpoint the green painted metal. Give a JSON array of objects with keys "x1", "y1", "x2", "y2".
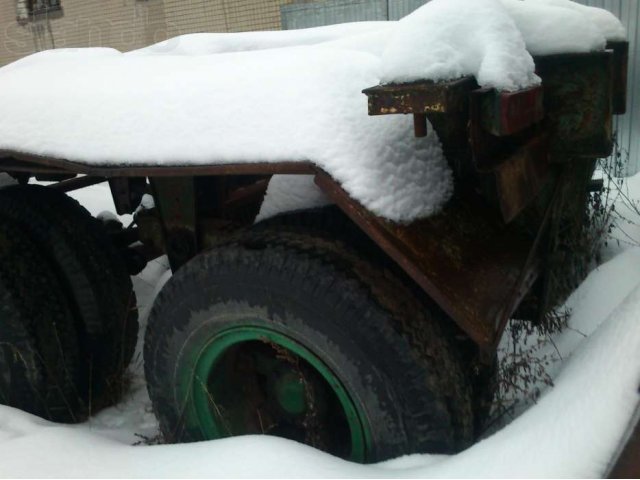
[
  {"x1": 182, "y1": 326, "x2": 371, "y2": 462},
  {"x1": 274, "y1": 371, "x2": 306, "y2": 415}
]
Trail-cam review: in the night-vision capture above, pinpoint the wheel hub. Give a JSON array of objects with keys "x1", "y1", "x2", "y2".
[{"x1": 186, "y1": 326, "x2": 370, "y2": 461}]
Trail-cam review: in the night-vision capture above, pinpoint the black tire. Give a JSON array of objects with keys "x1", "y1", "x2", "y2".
[
  {"x1": 0, "y1": 279, "x2": 45, "y2": 417},
  {"x1": 0, "y1": 221, "x2": 86, "y2": 421},
  {"x1": 0, "y1": 185, "x2": 138, "y2": 412},
  {"x1": 254, "y1": 205, "x2": 381, "y2": 260},
  {"x1": 258, "y1": 209, "x2": 491, "y2": 437},
  {"x1": 0, "y1": 173, "x2": 17, "y2": 188},
  {"x1": 145, "y1": 231, "x2": 473, "y2": 461}
]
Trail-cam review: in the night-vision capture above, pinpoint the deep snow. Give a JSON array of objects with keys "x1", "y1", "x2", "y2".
[
  {"x1": 0, "y1": 1, "x2": 634, "y2": 475},
  {"x1": 0, "y1": 0, "x2": 625, "y2": 223},
  {"x1": 0, "y1": 171, "x2": 637, "y2": 477}
]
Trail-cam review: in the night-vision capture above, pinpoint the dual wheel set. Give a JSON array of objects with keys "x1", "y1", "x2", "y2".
[
  {"x1": 0, "y1": 186, "x2": 484, "y2": 463},
  {"x1": 0, "y1": 185, "x2": 138, "y2": 421}
]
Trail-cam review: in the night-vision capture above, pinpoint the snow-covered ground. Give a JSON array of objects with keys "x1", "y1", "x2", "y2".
[
  {"x1": 0, "y1": 0, "x2": 635, "y2": 476},
  {"x1": 0, "y1": 173, "x2": 637, "y2": 478}
]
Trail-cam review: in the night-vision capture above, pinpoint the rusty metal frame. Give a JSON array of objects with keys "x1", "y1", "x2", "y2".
[
  {"x1": 49, "y1": 175, "x2": 107, "y2": 192},
  {"x1": 315, "y1": 170, "x2": 539, "y2": 353},
  {"x1": 150, "y1": 177, "x2": 198, "y2": 271},
  {"x1": 0, "y1": 45, "x2": 626, "y2": 356},
  {"x1": 0, "y1": 146, "x2": 545, "y2": 352},
  {"x1": 0, "y1": 151, "x2": 315, "y2": 177}
]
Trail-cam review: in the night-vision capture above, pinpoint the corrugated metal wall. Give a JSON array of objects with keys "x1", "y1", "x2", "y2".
[
  {"x1": 281, "y1": 0, "x2": 387, "y2": 29},
  {"x1": 281, "y1": 0, "x2": 640, "y2": 174},
  {"x1": 388, "y1": 0, "x2": 429, "y2": 20}
]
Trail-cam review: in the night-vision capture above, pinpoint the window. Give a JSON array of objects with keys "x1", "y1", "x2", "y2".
[
  {"x1": 29, "y1": 0, "x2": 62, "y2": 15},
  {"x1": 16, "y1": 0, "x2": 62, "y2": 23}
]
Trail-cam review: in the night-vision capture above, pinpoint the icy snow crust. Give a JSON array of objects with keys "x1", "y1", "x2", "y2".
[{"x1": 0, "y1": 0, "x2": 625, "y2": 222}]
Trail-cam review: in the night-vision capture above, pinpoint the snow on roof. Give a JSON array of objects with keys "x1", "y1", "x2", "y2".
[{"x1": 0, "y1": 0, "x2": 625, "y2": 222}]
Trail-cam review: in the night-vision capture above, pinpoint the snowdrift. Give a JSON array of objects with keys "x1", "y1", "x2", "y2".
[{"x1": 0, "y1": 0, "x2": 625, "y2": 222}]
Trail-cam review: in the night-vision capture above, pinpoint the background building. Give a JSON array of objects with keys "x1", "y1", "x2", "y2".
[{"x1": 0, "y1": 0, "x2": 296, "y2": 66}]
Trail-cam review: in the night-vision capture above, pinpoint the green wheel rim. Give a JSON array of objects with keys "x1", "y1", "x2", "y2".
[{"x1": 182, "y1": 326, "x2": 371, "y2": 462}]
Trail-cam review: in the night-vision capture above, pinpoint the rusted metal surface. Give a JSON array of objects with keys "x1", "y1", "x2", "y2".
[
  {"x1": 222, "y1": 178, "x2": 270, "y2": 210},
  {"x1": 135, "y1": 209, "x2": 167, "y2": 260},
  {"x1": 491, "y1": 179, "x2": 561, "y2": 347},
  {"x1": 150, "y1": 177, "x2": 198, "y2": 272},
  {"x1": 413, "y1": 113, "x2": 428, "y2": 137},
  {"x1": 608, "y1": 40, "x2": 629, "y2": 115},
  {"x1": 491, "y1": 135, "x2": 551, "y2": 223},
  {"x1": 0, "y1": 47, "x2": 624, "y2": 358},
  {"x1": 607, "y1": 386, "x2": 640, "y2": 478},
  {"x1": 0, "y1": 151, "x2": 315, "y2": 177},
  {"x1": 315, "y1": 170, "x2": 537, "y2": 351},
  {"x1": 363, "y1": 77, "x2": 477, "y2": 115},
  {"x1": 476, "y1": 86, "x2": 545, "y2": 137},
  {"x1": 534, "y1": 51, "x2": 614, "y2": 159},
  {"x1": 0, "y1": 157, "x2": 70, "y2": 174},
  {"x1": 108, "y1": 177, "x2": 147, "y2": 215},
  {"x1": 49, "y1": 175, "x2": 107, "y2": 192}
]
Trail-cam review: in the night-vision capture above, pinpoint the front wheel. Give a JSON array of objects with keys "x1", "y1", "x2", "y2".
[{"x1": 144, "y1": 232, "x2": 473, "y2": 462}]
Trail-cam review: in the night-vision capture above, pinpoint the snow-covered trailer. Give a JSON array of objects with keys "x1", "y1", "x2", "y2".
[{"x1": 0, "y1": 0, "x2": 631, "y2": 465}]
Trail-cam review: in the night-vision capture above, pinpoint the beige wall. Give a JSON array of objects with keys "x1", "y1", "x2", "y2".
[{"x1": 0, "y1": 0, "x2": 295, "y2": 66}]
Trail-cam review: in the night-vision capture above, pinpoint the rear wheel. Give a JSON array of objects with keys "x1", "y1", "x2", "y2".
[
  {"x1": 0, "y1": 185, "x2": 138, "y2": 413},
  {"x1": 0, "y1": 221, "x2": 85, "y2": 421},
  {"x1": 145, "y1": 231, "x2": 473, "y2": 461}
]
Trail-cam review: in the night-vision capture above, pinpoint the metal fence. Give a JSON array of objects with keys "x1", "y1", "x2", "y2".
[{"x1": 281, "y1": 0, "x2": 640, "y2": 174}]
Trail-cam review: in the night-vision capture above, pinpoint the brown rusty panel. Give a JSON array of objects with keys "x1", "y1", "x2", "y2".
[
  {"x1": 0, "y1": 151, "x2": 316, "y2": 177},
  {"x1": 362, "y1": 77, "x2": 477, "y2": 115},
  {"x1": 150, "y1": 177, "x2": 198, "y2": 271},
  {"x1": 315, "y1": 171, "x2": 536, "y2": 351},
  {"x1": 478, "y1": 86, "x2": 545, "y2": 137},
  {"x1": 108, "y1": 177, "x2": 146, "y2": 215},
  {"x1": 534, "y1": 51, "x2": 614, "y2": 158},
  {"x1": 608, "y1": 41, "x2": 629, "y2": 115},
  {"x1": 50, "y1": 175, "x2": 107, "y2": 192},
  {"x1": 0, "y1": 157, "x2": 69, "y2": 174},
  {"x1": 493, "y1": 135, "x2": 551, "y2": 223},
  {"x1": 413, "y1": 113, "x2": 428, "y2": 137}
]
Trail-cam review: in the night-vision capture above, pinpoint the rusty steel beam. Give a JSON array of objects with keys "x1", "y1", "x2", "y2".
[
  {"x1": 413, "y1": 113, "x2": 428, "y2": 137},
  {"x1": 363, "y1": 77, "x2": 477, "y2": 115},
  {"x1": 0, "y1": 157, "x2": 69, "y2": 174},
  {"x1": 534, "y1": 50, "x2": 614, "y2": 159},
  {"x1": 108, "y1": 177, "x2": 147, "y2": 215},
  {"x1": 223, "y1": 179, "x2": 270, "y2": 210},
  {"x1": 476, "y1": 86, "x2": 545, "y2": 137},
  {"x1": 0, "y1": 152, "x2": 316, "y2": 178},
  {"x1": 314, "y1": 170, "x2": 537, "y2": 352},
  {"x1": 49, "y1": 175, "x2": 107, "y2": 192},
  {"x1": 492, "y1": 135, "x2": 551, "y2": 223},
  {"x1": 150, "y1": 177, "x2": 198, "y2": 272}
]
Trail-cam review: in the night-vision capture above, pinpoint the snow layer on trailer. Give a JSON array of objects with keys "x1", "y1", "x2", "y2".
[
  {"x1": 0, "y1": 47, "x2": 452, "y2": 223},
  {"x1": 130, "y1": 21, "x2": 394, "y2": 56},
  {"x1": 0, "y1": 0, "x2": 625, "y2": 222},
  {"x1": 380, "y1": 0, "x2": 540, "y2": 90},
  {"x1": 531, "y1": 0, "x2": 627, "y2": 42},
  {"x1": 1, "y1": 188, "x2": 640, "y2": 477},
  {"x1": 379, "y1": 0, "x2": 625, "y2": 87}
]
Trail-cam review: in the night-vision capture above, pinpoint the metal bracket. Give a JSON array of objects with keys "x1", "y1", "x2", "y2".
[{"x1": 150, "y1": 176, "x2": 198, "y2": 272}]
